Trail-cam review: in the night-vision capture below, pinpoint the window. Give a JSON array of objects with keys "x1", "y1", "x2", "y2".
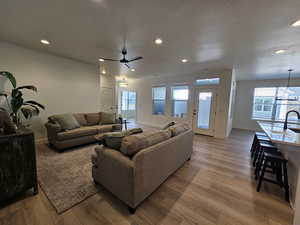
[
  {"x1": 121, "y1": 91, "x2": 136, "y2": 111},
  {"x1": 171, "y1": 86, "x2": 189, "y2": 118},
  {"x1": 196, "y1": 78, "x2": 220, "y2": 86},
  {"x1": 252, "y1": 87, "x2": 300, "y2": 121},
  {"x1": 152, "y1": 87, "x2": 166, "y2": 115}
]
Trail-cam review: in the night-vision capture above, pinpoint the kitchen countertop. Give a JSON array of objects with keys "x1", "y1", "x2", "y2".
[{"x1": 258, "y1": 121, "x2": 300, "y2": 147}]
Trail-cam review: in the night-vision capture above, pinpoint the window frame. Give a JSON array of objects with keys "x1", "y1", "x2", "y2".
[
  {"x1": 252, "y1": 86, "x2": 300, "y2": 122},
  {"x1": 171, "y1": 85, "x2": 190, "y2": 118},
  {"x1": 152, "y1": 86, "x2": 167, "y2": 115}
]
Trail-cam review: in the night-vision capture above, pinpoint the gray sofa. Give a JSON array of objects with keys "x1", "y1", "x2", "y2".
[
  {"x1": 45, "y1": 112, "x2": 122, "y2": 150},
  {"x1": 91, "y1": 124, "x2": 193, "y2": 213}
]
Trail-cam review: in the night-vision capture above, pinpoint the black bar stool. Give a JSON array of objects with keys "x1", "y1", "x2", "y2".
[
  {"x1": 252, "y1": 138, "x2": 273, "y2": 166},
  {"x1": 256, "y1": 152, "x2": 289, "y2": 202},
  {"x1": 250, "y1": 133, "x2": 269, "y2": 157},
  {"x1": 255, "y1": 147, "x2": 280, "y2": 179}
]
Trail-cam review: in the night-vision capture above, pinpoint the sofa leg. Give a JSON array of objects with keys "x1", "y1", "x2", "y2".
[{"x1": 128, "y1": 206, "x2": 136, "y2": 214}]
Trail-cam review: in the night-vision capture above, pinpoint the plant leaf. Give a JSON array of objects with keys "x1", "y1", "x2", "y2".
[
  {"x1": 0, "y1": 107, "x2": 7, "y2": 111},
  {"x1": 24, "y1": 100, "x2": 45, "y2": 110},
  {"x1": 21, "y1": 105, "x2": 40, "y2": 119},
  {"x1": 0, "y1": 71, "x2": 17, "y2": 88},
  {"x1": 16, "y1": 85, "x2": 37, "y2": 92},
  {"x1": 0, "y1": 93, "x2": 8, "y2": 97}
]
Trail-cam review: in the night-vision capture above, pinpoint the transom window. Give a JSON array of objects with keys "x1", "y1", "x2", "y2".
[{"x1": 252, "y1": 87, "x2": 300, "y2": 121}]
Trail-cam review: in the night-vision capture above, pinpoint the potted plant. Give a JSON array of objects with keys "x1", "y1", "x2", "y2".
[{"x1": 0, "y1": 71, "x2": 45, "y2": 128}]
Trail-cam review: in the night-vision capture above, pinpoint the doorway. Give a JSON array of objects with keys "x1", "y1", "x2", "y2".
[
  {"x1": 120, "y1": 90, "x2": 137, "y2": 120},
  {"x1": 193, "y1": 88, "x2": 217, "y2": 136}
]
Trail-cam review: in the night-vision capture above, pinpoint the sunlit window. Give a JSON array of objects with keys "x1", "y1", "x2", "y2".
[
  {"x1": 152, "y1": 87, "x2": 166, "y2": 115},
  {"x1": 171, "y1": 86, "x2": 189, "y2": 118},
  {"x1": 252, "y1": 87, "x2": 300, "y2": 121}
]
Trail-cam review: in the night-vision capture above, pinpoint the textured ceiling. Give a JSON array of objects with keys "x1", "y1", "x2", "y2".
[{"x1": 1, "y1": 0, "x2": 300, "y2": 80}]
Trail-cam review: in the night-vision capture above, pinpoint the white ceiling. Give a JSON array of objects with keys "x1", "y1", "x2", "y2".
[{"x1": 1, "y1": 0, "x2": 300, "y2": 80}]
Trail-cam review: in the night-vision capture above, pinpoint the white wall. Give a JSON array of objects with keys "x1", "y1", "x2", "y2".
[
  {"x1": 126, "y1": 70, "x2": 234, "y2": 138},
  {"x1": 0, "y1": 42, "x2": 100, "y2": 140},
  {"x1": 233, "y1": 78, "x2": 300, "y2": 131}
]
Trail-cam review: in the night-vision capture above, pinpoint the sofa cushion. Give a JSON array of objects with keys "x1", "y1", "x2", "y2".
[
  {"x1": 73, "y1": 113, "x2": 88, "y2": 126},
  {"x1": 101, "y1": 112, "x2": 115, "y2": 124},
  {"x1": 49, "y1": 114, "x2": 80, "y2": 131},
  {"x1": 92, "y1": 124, "x2": 114, "y2": 133},
  {"x1": 168, "y1": 123, "x2": 190, "y2": 137},
  {"x1": 57, "y1": 127, "x2": 98, "y2": 141},
  {"x1": 120, "y1": 130, "x2": 171, "y2": 156},
  {"x1": 85, "y1": 113, "x2": 101, "y2": 126}
]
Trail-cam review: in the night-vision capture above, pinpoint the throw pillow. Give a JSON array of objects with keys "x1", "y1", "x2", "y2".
[
  {"x1": 50, "y1": 114, "x2": 80, "y2": 131},
  {"x1": 73, "y1": 113, "x2": 88, "y2": 126},
  {"x1": 103, "y1": 128, "x2": 143, "y2": 150},
  {"x1": 103, "y1": 131, "x2": 131, "y2": 150},
  {"x1": 101, "y1": 112, "x2": 115, "y2": 125},
  {"x1": 168, "y1": 123, "x2": 190, "y2": 137},
  {"x1": 0, "y1": 111, "x2": 17, "y2": 134},
  {"x1": 85, "y1": 112, "x2": 101, "y2": 126},
  {"x1": 162, "y1": 121, "x2": 176, "y2": 130}
]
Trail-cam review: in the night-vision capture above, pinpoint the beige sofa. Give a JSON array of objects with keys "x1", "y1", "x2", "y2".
[
  {"x1": 91, "y1": 125, "x2": 193, "y2": 213},
  {"x1": 45, "y1": 113, "x2": 122, "y2": 150}
]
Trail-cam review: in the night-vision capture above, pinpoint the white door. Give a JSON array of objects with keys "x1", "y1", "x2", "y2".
[{"x1": 193, "y1": 88, "x2": 217, "y2": 136}]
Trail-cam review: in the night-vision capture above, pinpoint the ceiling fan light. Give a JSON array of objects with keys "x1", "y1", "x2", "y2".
[
  {"x1": 99, "y1": 58, "x2": 104, "y2": 62},
  {"x1": 181, "y1": 59, "x2": 188, "y2": 63},
  {"x1": 40, "y1": 39, "x2": 50, "y2": 45},
  {"x1": 155, "y1": 38, "x2": 163, "y2": 45}
]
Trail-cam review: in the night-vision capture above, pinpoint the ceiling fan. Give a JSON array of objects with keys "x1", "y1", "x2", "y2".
[{"x1": 99, "y1": 46, "x2": 143, "y2": 69}]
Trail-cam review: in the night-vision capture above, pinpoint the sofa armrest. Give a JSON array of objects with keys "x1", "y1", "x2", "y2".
[
  {"x1": 92, "y1": 146, "x2": 135, "y2": 206},
  {"x1": 45, "y1": 122, "x2": 62, "y2": 144}
]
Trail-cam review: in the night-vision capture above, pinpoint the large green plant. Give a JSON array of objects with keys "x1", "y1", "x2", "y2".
[{"x1": 0, "y1": 71, "x2": 45, "y2": 126}]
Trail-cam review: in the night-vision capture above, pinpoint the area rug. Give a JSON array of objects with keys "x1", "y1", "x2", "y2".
[{"x1": 36, "y1": 143, "x2": 98, "y2": 214}]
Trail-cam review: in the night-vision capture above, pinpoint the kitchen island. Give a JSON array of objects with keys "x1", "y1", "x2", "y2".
[{"x1": 258, "y1": 121, "x2": 300, "y2": 225}]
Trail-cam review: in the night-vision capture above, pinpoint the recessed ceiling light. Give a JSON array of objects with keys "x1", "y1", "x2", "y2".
[
  {"x1": 181, "y1": 59, "x2": 188, "y2": 63},
  {"x1": 292, "y1": 20, "x2": 300, "y2": 27},
  {"x1": 131, "y1": 68, "x2": 135, "y2": 72},
  {"x1": 101, "y1": 69, "x2": 106, "y2": 74},
  {"x1": 40, "y1": 39, "x2": 50, "y2": 45},
  {"x1": 155, "y1": 38, "x2": 163, "y2": 45},
  {"x1": 99, "y1": 58, "x2": 104, "y2": 62},
  {"x1": 275, "y1": 50, "x2": 286, "y2": 54}
]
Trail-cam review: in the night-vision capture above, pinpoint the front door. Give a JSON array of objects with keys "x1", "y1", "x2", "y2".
[{"x1": 193, "y1": 89, "x2": 217, "y2": 136}]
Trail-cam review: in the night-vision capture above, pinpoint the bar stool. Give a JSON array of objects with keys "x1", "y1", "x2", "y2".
[
  {"x1": 250, "y1": 133, "x2": 269, "y2": 157},
  {"x1": 252, "y1": 138, "x2": 273, "y2": 165},
  {"x1": 256, "y1": 152, "x2": 289, "y2": 202}
]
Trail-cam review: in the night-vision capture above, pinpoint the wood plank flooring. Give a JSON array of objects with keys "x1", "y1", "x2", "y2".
[{"x1": 0, "y1": 129, "x2": 294, "y2": 225}]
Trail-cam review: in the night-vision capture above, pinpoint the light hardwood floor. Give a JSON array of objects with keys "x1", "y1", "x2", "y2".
[{"x1": 0, "y1": 129, "x2": 294, "y2": 225}]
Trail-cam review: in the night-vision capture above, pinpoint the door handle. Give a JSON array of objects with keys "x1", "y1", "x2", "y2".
[{"x1": 193, "y1": 109, "x2": 197, "y2": 116}]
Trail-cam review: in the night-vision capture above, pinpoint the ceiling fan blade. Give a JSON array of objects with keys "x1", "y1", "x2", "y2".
[
  {"x1": 128, "y1": 56, "x2": 143, "y2": 62},
  {"x1": 101, "y1": 58, "x2": 120, "y2": 61},
  {"x1": 124, "y1": 63, "x2": 130, "y2": 69}
]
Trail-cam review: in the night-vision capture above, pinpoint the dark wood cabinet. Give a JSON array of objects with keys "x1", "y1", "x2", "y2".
[{"x1": 0, "y1": 129, "x2": 38, "y2": 202}]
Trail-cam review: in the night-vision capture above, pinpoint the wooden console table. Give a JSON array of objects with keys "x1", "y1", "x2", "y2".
[{"x1": 0, "y1": 128, "x2": 38, "y2": 202}]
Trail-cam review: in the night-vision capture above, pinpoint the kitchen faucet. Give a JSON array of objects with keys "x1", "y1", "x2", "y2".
[{"x1": 283, "y1": 110, "x2": 300, "y2": 130}]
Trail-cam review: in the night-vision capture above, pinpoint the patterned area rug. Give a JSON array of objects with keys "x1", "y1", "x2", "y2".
[{"x1": 36, "y1": 143, "x2": 98, "y2": 214}]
